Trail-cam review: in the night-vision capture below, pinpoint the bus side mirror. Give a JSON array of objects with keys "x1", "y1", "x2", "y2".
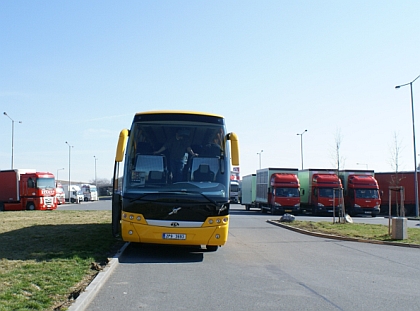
[
  {"x1": 227, "y1": 132, "x2": 239, "y2": 166},
  {"x1": 115, "y1": 129, "x2": 129, "y2": 162}
]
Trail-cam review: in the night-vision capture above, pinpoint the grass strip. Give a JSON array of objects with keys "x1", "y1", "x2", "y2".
[
  {"x1": 284, "y1": 220, "x2": 420, "y2": 245},
  {"x1": 0, "y1": 210, "x2": 121, "y2": 311}
]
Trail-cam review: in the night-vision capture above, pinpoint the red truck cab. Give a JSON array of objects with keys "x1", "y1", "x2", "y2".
[
  {"x1": 269, "y1": 173, "x2": 300, "y2": 213},
  {"x1": 0, "y1": 170, "x2": 57, "y2": 211},
  {"x1": 342, "y1": 174, "x2": 381, "y2": 217},
  {"x1": 311, "y1": 174, "x2": 342, "y2": 215}
]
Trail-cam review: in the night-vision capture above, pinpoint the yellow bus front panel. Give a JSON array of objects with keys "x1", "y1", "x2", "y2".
[{"x1": 120, "y1": 213, "x2": 229, "y2": 246}]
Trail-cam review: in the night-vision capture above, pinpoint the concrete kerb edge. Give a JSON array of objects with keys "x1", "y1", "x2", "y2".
[
  {"x1": 267, "y1": 220, "x2": 420, "y2": 249},
  {"x1": 68, "y1": 242, "x2": 130, "y2": 311}
]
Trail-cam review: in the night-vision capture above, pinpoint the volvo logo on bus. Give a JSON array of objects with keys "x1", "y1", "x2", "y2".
[
  {"x1": 171, "y1": 222, "x2": 180, "y2": 227},
  {"x1": 168, "y1": 207, "x2": 181, "y2": 215}
]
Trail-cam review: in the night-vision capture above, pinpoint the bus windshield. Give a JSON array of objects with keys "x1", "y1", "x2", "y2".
[{"x1": 123, "y1": 117, "x2": 230, "y2": 199}]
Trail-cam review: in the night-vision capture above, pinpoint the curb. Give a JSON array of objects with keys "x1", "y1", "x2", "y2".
[
  {"x1": 68, "y1": 242, "x2": 130, "y2": 311},
  {"x1": 267, "y1": 220, "x2": 420, "y2": 249}
]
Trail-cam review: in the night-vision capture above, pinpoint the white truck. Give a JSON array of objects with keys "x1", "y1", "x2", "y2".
[
  {"x1": 64, "y1": 185, "x2": 84, "y2": 203},
  {"x1": 241, "y1": 174, "x2": 256, "y2": 210},
  {"x1": 81, "y1": 184, "x2": 99, "y2": 201},
  {"x1": 229, "y1": 180, "x2": 240, "y2": 203}
]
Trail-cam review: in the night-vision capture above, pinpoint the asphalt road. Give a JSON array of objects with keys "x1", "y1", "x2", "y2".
[{"x1": 69, "y1": 202, "x2": 420, "y2": 311}]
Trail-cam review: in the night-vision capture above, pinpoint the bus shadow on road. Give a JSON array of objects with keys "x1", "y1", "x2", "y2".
[{"x1": 118, "y1": 243, "x2": 206, "y2": 264}]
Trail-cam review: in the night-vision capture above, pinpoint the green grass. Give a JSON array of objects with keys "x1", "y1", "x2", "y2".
[
  {"x1": 0, "y1": 210, "x2": 121, "y2": 311},
  {"x1": 283, "y1": 220, "x2": 420, "y2": 245}
]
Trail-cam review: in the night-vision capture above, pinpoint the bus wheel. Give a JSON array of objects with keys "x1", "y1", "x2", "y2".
[
  {"x1": 206, "y1": 245, "x2": 218, "y2": 252},
  {"x1": 26, "y1": 203, "x2": 35, "y2": 210}
]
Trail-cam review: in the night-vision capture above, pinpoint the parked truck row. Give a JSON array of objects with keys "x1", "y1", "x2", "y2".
[
  {"x1": 0, "y1": 169, "x2": 100, "y2": 211},
  {"x1": 241, "y1": 167, "x2": 382, "y2": 217},
  {"x1": 59, "y1": 183, "x2": 99, "y2": 204}
]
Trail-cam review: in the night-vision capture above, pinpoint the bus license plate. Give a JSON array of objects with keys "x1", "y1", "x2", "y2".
[{"x1": 163, "y1": 233, "x2": 186, "y2": 240}]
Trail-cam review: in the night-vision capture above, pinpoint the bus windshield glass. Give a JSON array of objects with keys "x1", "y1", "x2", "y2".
[{"x1": 123, "y1": 114, "x2": 229, "y2": 199}]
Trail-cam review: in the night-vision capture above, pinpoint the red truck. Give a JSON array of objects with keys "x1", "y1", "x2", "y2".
[
  {"x1": 0, "y1": 169, "x2": 58, "y2": 211},
  {"x1": 375, "y1": 171, "x2": 420, "y2": 216},
  {"x1": 255, "y1": 168, "x2": 300, "y2": 214},
  {"x1": 339, "y1": 170, "x2": 381, "y2": 217},
  {"x1": 298, "y1": 169, "x2": 343, "y2": 215}
]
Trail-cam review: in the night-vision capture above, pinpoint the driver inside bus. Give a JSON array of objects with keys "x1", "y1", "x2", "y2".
[{"x1": 153, "y1": 130, "x2": 198, "y2": 182}]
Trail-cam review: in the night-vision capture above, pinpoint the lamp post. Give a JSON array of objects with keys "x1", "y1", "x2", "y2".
[
  {"x1": 94, "y1": 156, "x2": 98, "y2": 189},
  {"x1": 56, "y1": 168, "x2": 65, "y2": 181},
  {"x1": 65, "y1": 142, "x2": 73, "y2": 201},
  {"x1": 297, "y1": 130, "x2": 307, "y2": 170},
  {"x1": 257, "y1": 150, "x2": 263, "y2": 169},
  {"x1": 3, "y1": 112, "x2": 22, "y2": 169},
  {"x1": 396, "y1": 74, "x2": 420, "y2": 217}
]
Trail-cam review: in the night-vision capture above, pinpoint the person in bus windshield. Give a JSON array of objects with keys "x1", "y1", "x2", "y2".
[{"x1": 154, "y1": 130, "x2": 198, "y2": 182}]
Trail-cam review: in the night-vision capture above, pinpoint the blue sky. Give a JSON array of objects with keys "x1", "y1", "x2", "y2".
[{"x1": 1, "y1": 1, "x2": 420, "y2": 183}]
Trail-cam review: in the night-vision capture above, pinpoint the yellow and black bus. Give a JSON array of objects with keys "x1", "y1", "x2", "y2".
[{"x1": 112, "y1": 111, "x2": 239, "y2": 251}]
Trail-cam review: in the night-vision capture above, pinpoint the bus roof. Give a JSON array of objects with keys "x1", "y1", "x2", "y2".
[{"x1": 135, "y1": 110, "x2": 224, "y2": 119}]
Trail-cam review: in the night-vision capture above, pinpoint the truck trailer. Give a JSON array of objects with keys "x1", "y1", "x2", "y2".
[
  {"x1": 298, "y1": 169, "x2": 342, "y2": 215},
  {"x1": 241, "y1": 174, "x2": 256, "y2": 210},
  {"x1": 375, "y1": 171, "x2": 420, "y2": 216},
  {"x1": 339, "y1": 170, "x2": 381, "y2": 217},
  {"x1": 256, "y1": 168, "x2": 300, "y2": 214},
  {"x1": 0, "y1": 169, "x2": 57, "y2": 211}
]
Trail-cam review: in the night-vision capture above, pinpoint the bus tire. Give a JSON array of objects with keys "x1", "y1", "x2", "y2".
[
  {"x1": 26, "y1": 203, "x2": 35, "y2": 210},
  {"x1": 206, "y1": 245, "x2": 218, "y2": 252}
]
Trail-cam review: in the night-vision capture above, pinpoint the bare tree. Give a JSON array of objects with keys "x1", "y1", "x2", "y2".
[
  {"x1": 389, "y1": 132, "x2": 404, "y2": 216},
  {"x1": 331, "y1": 128, "x2": 346, "y2": 219},
  {"x1": 332, "y1": 128, "x2": 345, "y2": 174},
  {"x1": 389, "y1": 132, "x2": 403, "y2": 173},
  {"x1": 89, "y1": 178, "x2": 112, "y2": 187}
]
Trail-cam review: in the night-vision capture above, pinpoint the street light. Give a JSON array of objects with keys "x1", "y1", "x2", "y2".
[
  {"x1": 396, "y1": 74, "x2": 420, "y2": 217},
  {"x1": 65, "y1": 142, "x2": 73, "y2": 201},
  {"x1": 56, "y1": 168, "x2": 65, "y2": 181},
  {"x1": 297, "y1": 130, "x2": 307, "y2": 170},
  {"x1": 94, "y1": 156, "x2": 98, "y2": 189},
  {"x1": 3, "y1": 112, "x2": 22, "y2": 169},
  {"x1": 257, "y1": 150, "x2": 263, "y2": 169}
]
